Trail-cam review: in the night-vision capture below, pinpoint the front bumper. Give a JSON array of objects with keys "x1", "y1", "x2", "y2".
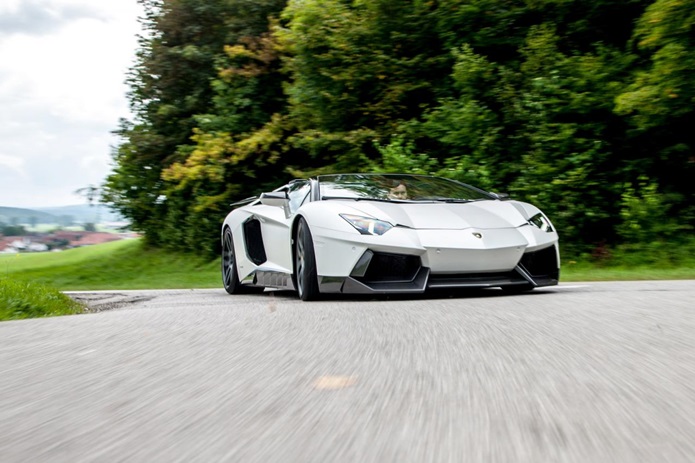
[
  {"x1": 318, "y1": 245, "x2": 560, "y2": 294},
  {"x1": 312, "y1": 224, "x2": 559, "y2": 294}
]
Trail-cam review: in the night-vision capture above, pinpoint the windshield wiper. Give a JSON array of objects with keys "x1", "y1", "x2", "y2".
[
  {"x1": 321, "y1": 196, "x2": 410, "y2": 203},
  {"x1": 416, "y1": 197, "x2": 476, "y2": 203},
  {"x1": 321, "y1": 195, "x2": 480, "y2": 203}
]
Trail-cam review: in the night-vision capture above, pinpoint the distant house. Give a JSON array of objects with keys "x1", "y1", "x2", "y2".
[
  {"x1": 27, "y1": 242, "x2": 49, "y2": 252},
  {"x1": 0, "y1": 237, "x2": 23, "y2": 253},
  {"x1": 0, "y1": 231, "x2": 124, "y2": 253},
  {"x1": 10, "y1": 239, "x2": 27, "y2": 250},
  {"x1": 48, "y1": 231, "x2": 120, "y2": 247}
]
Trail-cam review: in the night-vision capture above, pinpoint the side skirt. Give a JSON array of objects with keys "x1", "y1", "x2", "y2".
[{"x1": 246, "y1": 270, "x2": 296, "y2": 290}]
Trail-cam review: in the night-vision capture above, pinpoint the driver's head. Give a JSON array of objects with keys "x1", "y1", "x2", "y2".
[{"x1": 388, "y1": 183, "x2": 408, "y2": 200}]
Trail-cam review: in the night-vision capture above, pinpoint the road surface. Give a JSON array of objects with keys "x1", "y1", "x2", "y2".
[{"x1": 1, "y1": 281, "x2": 694, "y2": 462}]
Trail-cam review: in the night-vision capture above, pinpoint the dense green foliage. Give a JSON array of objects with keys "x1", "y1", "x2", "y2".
[
  {"x1": 0, "y1": 278, "x2": 85, "y2": 321},
  {"x1": 104, "y1": 0, "x2": 695, "y2": 257}
]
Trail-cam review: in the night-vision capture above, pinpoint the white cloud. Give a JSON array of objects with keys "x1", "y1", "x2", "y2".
[
  {"x1": 0, "y1": 0, "x2": 143, "y2": 208},
  {"x1": 0, "y1": 154, "x2": 25, "y2": 173}
]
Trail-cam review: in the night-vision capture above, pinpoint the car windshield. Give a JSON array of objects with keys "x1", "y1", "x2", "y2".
[{"x1": 318, "y1": 174, "x2": 493, "y2": 202}]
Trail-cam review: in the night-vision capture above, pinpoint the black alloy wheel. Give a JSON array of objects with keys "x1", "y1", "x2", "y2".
[{"x1": 294, "y1": 218, "x2": 320, "y2": 301}]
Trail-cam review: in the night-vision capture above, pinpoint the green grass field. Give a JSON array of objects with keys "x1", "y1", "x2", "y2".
[{"x1": 1, "y1": 239, "x2": 220, "y2": 290}]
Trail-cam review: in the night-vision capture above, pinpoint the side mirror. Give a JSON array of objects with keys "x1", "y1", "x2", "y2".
[{"x1": 260, "y1": 191, "x2": 289, "y2": 208}]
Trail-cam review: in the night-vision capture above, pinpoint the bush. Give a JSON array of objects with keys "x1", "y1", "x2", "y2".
[
  {"x1": 617, "y1": 177, "x2": 686, "y2": 244},
  {"x1": 1, "y1": 225, "x2": 27, "y2": 236}
]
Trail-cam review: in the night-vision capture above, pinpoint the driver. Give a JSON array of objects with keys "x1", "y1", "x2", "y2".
[{"x1": 388, "y1": 182, "x2": 409, "y2": 200}]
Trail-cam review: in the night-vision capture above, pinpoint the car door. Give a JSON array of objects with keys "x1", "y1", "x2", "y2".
[{"x1": 251, "y1": 180, "x2": 311, "y2": 275}]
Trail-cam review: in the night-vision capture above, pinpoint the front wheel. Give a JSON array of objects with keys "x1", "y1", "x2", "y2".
[{"x1": 294, "y1": 218, "x2": 320, "y2": 301}]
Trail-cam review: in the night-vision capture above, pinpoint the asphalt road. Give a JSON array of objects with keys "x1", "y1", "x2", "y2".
[{"x1": 1, "y1": 281, "x2": 694, "y2": 463}]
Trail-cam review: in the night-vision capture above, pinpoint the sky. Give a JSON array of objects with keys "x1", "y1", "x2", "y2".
[{"x1": 0, "y1": 0, "x2": 143, "y2": 208}]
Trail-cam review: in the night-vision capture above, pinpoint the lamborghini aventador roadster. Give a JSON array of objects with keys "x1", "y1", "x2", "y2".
[{"x1": 221, "y1": 173, "x2": 560, "y2": 300}]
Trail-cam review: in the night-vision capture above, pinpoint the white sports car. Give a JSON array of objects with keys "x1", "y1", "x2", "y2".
[{"x1": 221, "y1": 173, "x2": 560, "y2": 300}]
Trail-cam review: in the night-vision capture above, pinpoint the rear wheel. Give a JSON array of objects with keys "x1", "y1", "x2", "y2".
[
  {"x1": 294, "y1": 218, "x2": 320, "y2": 301},
  {"x1": 222, "y1": 228, "x2": 244, "y2": 294}
]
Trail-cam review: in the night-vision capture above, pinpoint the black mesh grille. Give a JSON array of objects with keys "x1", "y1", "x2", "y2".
[
  {"x1": 429, "y1": 271, "x2": 524, "y2": 284},
  {"x1": 362, "y1": 252, "x2": 421, "y2": 282},
  {"x1": 243, "y1": 218, "x2": 267, "y2": 265},
  {"x1": 519, "y1": 245, "x2": 558, "y2": 279}
]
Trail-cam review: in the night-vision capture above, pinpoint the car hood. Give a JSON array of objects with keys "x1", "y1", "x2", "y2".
[{"x1": 346, "y1": 200, "x2": 530, "y2": 230}]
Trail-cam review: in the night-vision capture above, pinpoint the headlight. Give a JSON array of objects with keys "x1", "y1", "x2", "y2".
[
  {"x1": 340, "y1": 214, "x2": 393, "y2": 235},
  {"x1": 528, "y1": 213, "x2": 554, "y2": 232}
]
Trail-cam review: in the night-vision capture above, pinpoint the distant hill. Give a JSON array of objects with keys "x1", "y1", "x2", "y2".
[
  {"x1": 0, "y1": 207, "x2": 58, "y2": 224},
  {"x1": 36, "y1": 205, "x2": 125, "y2": 223},
  {"x1": 0, "y1": 205, "x2": 125, "y2": 225}
]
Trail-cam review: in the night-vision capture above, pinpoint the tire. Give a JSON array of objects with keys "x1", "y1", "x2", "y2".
[
  {"x1": 294, "y1": 218, "x2": 320, "y2": 301},
  {"x1": 222, "y1": 227, "x2": 245, "y2": 294}
]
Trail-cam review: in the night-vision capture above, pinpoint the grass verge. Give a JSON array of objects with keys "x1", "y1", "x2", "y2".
[
  {"x1": 0, "y1": 238, "x2": 220, "y2": 290},
  {"x1": 562, "y1": 240, "x2": 695, "y2": 281},
  {"x1": 562, "y1": 264, "x2": 695, "y2": 281},
  {"x1": 0, "y1": 278, "x2": 86, "y2": 321}
]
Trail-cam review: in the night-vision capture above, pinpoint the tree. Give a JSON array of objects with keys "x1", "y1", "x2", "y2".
[
  {"x1": 403, "y1": 3, "x2": 650, "y2": 249},
  {"x1": 103, "y1": 0, "x2": 693, "y2": 256},
  {"x1": 278, "y1": 0, "x2": 448, "y2": 170},
  {"x1": 615, "y1": 0, "x2": 695, "y2": 229},
  {"x1": 104, "y1": 0, "x2": 277, "y2": 252},
  {"x1": 1, "y1": 225, "x2": 27, "y2": 236}
]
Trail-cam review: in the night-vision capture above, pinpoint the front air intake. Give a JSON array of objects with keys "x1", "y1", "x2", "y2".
[
  {"x1": 519, "y1": 245, "x2": 559, "y2": 280},
  {"x1": 351, "y1": 251, "x2": 421, "y2": 283}
]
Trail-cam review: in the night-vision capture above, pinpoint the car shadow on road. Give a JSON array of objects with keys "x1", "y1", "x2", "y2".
[{"x1": 258, "y1": 287, "x2": 556, "y2": 302}]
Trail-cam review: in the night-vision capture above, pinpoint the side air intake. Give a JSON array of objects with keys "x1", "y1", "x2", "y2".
[{"x1": 243, "y1": 217, "x2": 267, "y2": 265}]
